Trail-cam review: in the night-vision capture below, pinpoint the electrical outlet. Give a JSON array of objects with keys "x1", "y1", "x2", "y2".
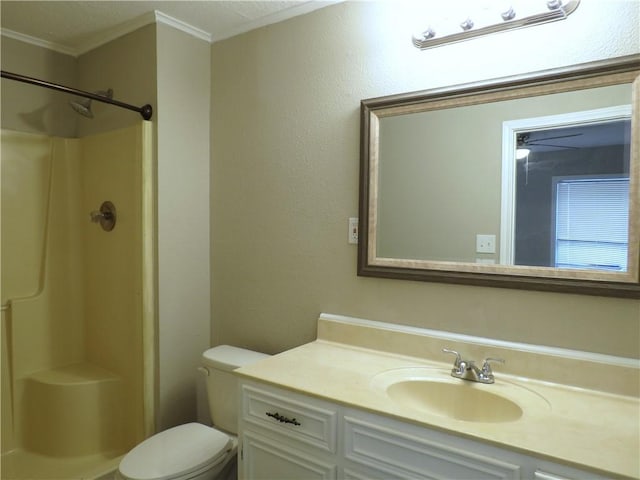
[
  {"x1": 476, "y1": 234, "x2": 496, "y2": 254},
  {"x1": 348, "y1": 217, "x2": 359, "y2": 244}
]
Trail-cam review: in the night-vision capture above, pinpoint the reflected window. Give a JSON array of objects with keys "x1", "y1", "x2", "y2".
[
  {"x1": 508, "y1": 113, "x2": 631, "y2": 269},
  {"x1": 553, "y1": 177, "x2": 629, "y2": 271}
]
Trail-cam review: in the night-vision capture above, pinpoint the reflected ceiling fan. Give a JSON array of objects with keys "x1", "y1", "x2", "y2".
[
  {"x1": 516, "y1": 131, "x2": 584, "y2": 185},
  {"x1": 516, "y1": 132, "x2": 583, "y2": 150}
]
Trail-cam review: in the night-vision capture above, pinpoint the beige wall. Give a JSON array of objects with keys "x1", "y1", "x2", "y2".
[
  {"x1": 76, "y1": 25, "x2": 157, "y2": 137},
  {"x1": 156, "y1": 23, "x2": 211, "y2": 430},
  {"x1": 211, "y1": 1, "x2": 640, "y2": 359},
  {"x1": 0, "y1": 37, "x2": 77, "y2": 137}
]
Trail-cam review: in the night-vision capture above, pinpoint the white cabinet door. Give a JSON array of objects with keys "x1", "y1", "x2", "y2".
[
  {"x1": 344, "y1": 414, "x2": 521, "y2": 480},
  {"x1": 344, "y1": 416, "x2": 520, "y2": 480},
  {"x1": 242, "y1": 431, "x2": 337, "y2": 480}
]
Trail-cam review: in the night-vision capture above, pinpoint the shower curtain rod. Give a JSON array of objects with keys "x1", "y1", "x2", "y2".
[{"x1": 1, "y1": 70, "x2": 153, "y2": 120}]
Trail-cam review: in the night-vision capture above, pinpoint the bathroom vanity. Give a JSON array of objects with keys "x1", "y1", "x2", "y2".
[{"x1": 235, "y1": 314, "x2": 639, "y2": 480}]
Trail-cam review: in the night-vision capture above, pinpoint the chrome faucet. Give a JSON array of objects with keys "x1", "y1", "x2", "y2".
[{"x1": 442, "y1": 348, "x2": 504, "y2": 384}]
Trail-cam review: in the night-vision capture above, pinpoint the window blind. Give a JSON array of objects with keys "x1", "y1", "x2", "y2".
[{"x1": 555, "y1": 178, "x2": 629, "y2": 271}]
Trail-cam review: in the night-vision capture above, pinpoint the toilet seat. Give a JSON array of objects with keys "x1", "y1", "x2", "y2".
[{"x1": 118, "y1": 423, "x2": 232, "y2": 480}]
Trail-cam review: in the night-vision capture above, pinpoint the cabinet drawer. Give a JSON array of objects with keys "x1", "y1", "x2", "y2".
[
  {"x1": 241, "y1": 383, "x2": 338, "y2": 453},
  {"x1": 344, "y1": 416, "x2": 521, "y2": 480}
]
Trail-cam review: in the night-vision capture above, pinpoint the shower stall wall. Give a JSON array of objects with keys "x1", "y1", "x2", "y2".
[{"x1": 0, "y1": 123, "x2": 154, "y2": 479}]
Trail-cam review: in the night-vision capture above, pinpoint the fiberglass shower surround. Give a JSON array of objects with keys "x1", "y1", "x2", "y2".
[
  {"x1": 1, "y1": 68, "x2": 155, "y2": 480},
  {"x1": 1, "y1": 124, "x2": 153, "y2": 479}
]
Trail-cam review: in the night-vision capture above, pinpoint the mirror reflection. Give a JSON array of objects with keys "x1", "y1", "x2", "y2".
[
  {"x1": 360, "y1": 57, "x2": 640, "y2": 297},
  {"x1": 376, "y1": 84, "x2": 631, "y2": 267},
  {"x1": 511, "y1": 117, "x2": 630, "y2": 272}
]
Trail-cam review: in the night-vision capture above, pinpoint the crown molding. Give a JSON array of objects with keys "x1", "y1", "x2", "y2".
[
  {"x1": 1, "y1": 28, "x2": 77, "y2": 57},
  {"x1": 153, "y1": 11, "x2": 212, "y2": 43},
  {"x1": 1, "y1": 10, "x2": 212, "y2": 58}
]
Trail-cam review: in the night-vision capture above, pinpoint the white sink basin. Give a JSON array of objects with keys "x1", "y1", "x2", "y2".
[{"x1": 371, "y1": 367, "x2": 550, "y2": 423}]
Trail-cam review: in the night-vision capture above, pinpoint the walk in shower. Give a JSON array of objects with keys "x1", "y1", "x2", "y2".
[{"x1": 1, "y1": 73, "x2": 155, "y2": 479}]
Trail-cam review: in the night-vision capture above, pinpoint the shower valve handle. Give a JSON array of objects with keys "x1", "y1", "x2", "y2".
[
  {"x1": 90, "y1": 210, "x2": 110, "y2": 222},
  {"x1": 89, "y1": 201, "x2": 116, "y2": 231}
]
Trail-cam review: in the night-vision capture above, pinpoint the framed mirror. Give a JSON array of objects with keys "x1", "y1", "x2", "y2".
[{"x1": 359, "y1": 55, "x2": 640, "y2": 298}]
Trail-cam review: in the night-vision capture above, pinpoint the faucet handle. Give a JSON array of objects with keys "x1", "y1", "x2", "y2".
[
  {"x1": 481, "y1": 357, "x2": 505, "y2": 376},
  {"x1": 442, "y1": 348, "x2": 462, "y2": 366},
  {"x1": 443, "y1": 348, "x2": 467, "y2": 376}
]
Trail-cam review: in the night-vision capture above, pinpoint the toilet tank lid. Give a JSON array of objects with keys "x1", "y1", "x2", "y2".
[{"x1": 202, "y1": 345, "x2": 269, "y2": 371}]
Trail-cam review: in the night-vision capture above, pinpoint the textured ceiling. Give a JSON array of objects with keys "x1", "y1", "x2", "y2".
[{"x1": 0, "y1": 1, "x2": 338, "y2": 53}]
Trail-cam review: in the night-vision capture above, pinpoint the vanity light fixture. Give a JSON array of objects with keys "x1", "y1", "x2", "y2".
[{"x1": 412, "y1": 0, "x2": 580, "y2": 50}]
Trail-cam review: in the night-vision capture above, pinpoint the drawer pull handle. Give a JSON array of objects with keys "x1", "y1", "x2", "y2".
[{"x1": 266, "y1": 412, "x2": 301, "y2": 426}]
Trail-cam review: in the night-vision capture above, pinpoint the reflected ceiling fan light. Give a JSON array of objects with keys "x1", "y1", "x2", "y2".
[{"x1": 516, "y1": 148, "x2": 531, "y2": 159}]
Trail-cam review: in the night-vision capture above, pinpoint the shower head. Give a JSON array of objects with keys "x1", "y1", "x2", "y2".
[
  {"x1": 69, "y1": 88, "x2": 113, "y2": 119},
  {"x1": 70, "y1": 98, "x2": 93, "y2": 118}
]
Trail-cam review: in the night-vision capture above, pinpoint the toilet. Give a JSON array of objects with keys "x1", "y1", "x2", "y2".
[{"x1": 117, "y1": 345, "x2": 269, "y2": 480}]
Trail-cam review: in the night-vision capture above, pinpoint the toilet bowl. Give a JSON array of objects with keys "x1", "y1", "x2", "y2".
[
  {"x1": 117, "y1": 346, "x2": 269, "y2": 480},
  {"x1": 117, "y1": 423, "x2": 235, "y2": 480}
]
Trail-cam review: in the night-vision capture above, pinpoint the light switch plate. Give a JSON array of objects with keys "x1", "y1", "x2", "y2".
[
  {"x1": 476, "y1": 234, "x2": 496, "y2": 254},
  {"x1": 349, "y1": 217, "x2": 359, "y2": 244}
]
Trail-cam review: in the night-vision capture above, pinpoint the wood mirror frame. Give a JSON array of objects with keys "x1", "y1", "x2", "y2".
[{"x1": 358, "y1": 55, "x2": 640, "y2": 298}]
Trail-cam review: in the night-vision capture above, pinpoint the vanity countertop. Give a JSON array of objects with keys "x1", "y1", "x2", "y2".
[{"x1": 235, "y1": 314, "x2": 640, "y2": 479}]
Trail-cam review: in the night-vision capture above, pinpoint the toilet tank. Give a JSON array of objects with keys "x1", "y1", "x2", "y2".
[{"x1": 201, "y1": 345, "x2": 269, "y2": 434}]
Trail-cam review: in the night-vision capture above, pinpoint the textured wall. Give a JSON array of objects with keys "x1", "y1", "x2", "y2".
[
  {"x1": 156, "y1": 22, "x2": 212, "y2": 430},
  {"x1": 0, "y1": 37, "x2": 77, "y2": 137},
  {"x1": 211, "y1": 1, "x2": 640, "y2": 358},
  {"x1": 76, "y1": 25, "x2": 157, "y2": 138}
]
